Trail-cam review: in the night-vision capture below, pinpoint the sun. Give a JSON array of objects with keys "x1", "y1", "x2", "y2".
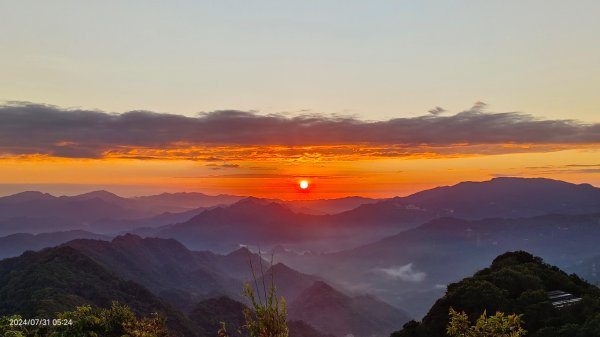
[{"x1": 299, "y1": 180, "x2": 309, "y2": 190}]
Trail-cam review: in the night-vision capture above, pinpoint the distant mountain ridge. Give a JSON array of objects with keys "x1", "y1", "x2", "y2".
[
  {"x1": 146, "y1": 177, "x2": 600, "y2": 252},
  {"x1": 0, "y1": 190, "x2": 384, "y2": 236},
  {"x1": 397, "y1": 177, "x2": 600, "y2": 219},
  {"x1": 0, "y1": 230, "x2": 111, "y2": 259}
]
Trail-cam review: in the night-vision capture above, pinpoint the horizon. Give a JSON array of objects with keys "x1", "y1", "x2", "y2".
[{"x1": 1, "y1": 175, "x2": 597, "y2": 200}]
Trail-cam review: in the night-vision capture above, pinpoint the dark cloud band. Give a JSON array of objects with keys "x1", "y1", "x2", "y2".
[{"x1": 0, "y1": 102, "x2": 599, "y2": 159}]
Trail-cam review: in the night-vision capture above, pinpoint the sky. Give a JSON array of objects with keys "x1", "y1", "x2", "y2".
[{"x1": 1, "y1": 1, "x2": 599, "y2": 199}]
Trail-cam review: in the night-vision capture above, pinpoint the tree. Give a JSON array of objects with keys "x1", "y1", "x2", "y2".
[
  {"x1": 447, "y1": 307, "x2": 526, "y2": 337},
  {"x1": 219, "y1": 249, "x2": 288, "y2": 337},
  {"x1": 0, "y1": 315, "x2": 27, "y2": 337}
]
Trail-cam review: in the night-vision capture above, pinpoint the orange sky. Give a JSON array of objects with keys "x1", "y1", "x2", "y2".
[{"x1": 1, "y1": 147, "x2": 599, "y2": 199}]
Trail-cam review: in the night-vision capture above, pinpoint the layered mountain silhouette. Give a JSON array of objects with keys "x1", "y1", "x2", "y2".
[
  {"x1": 0, "y1": 245, "x2": 198, "y2": 337},
  {"x1": 2, "y1": 177, "x2": 600, "y2": 336},
  {"x1": 0, "y1": 190, "x2": 244, "y2": 235},
  {"x1": 0, "y1": 230, "x2": 110, "y2": 259},
  {"x1": 0, "y1": 234, "x2": 412, "y2": 337},
  {"x1": 143, "y1": 177, "x2": 600, "y2": 252},
  {"x1": 62, "y1": 234, "x2": 248, "y2": 304}
]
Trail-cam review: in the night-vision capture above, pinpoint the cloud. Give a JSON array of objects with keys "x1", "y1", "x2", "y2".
[
  {"x1": 375, "y1": 263, "x2": 426, "y2": 282},
  {"x1": 428, "y1": 106, "x2": 446, "y2": 115},
  {"x1": 0, "y1": 101, "x2": 599, "y2": 160},
  {"x1": 205, "y1": 162, "x2": 240, "y2": 170}
]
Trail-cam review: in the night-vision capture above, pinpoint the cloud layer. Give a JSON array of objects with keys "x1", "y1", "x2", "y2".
[
  {"x1": 1, "y1": 102, "x2": 599, "y2": 160},
  {"x1": 375, "y1": 263, "x2": 426, "y2": 282}
]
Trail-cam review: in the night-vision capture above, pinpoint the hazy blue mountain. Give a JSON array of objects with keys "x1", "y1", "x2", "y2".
[
  {"x1": 274, "y1": 212, "x2": 600, "y2": 318},
  {"x1": 0, "y1": 191, "x2": 55, "y2": 203},
  {"x1": 152, "y1": 198, "x2": 326, "y2": 251},
  {"x1": 148, "y1": 178, "x2": 600, "y2": 253},
  {"x1": 63, "y1": 234, "x2": 244, "y2": 303},
  {"x1": 132, "y1": 192, "x2": 245, "y2": 212},
  {"x1": 0, "y1": 230, "x2": 111, "y2": 259},
  {"x1": 288, "y1": 281, "x2": 411, "y2": 337},
  {"x1": 0, "y1": 190, "x2": 243, "y2": 235},
  {"x1": 258, "y1": 262, "x2": 325, "y2": 302},
  {"x1": 281, "y1": 196, "x2": 380, "y2": 215},
  {"x1": 398, "y1": 177, "x2": 600, "y2": 219}
]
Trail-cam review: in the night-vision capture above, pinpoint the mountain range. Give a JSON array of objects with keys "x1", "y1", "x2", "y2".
[
  {"x1": 0, "y1": 234, "x2": 410, "y2": 337},
  {"x1": 2, "y1": 176, "x2": 600, "y2": 335}
]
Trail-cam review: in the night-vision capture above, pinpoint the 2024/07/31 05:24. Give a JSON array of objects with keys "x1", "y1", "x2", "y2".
[{"x1": 9, "y1": 318, "x2": 73, "y2": 327}]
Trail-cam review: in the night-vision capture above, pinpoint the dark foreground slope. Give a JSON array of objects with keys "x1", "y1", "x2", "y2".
[
  {"x1": 391, "y1": 251, "x2": 600, "y2": 337},
  {"x1": 0, "y1": 246, "x2": 198, "y2": 337},
  {"x1": 190, "y1": 296, "x2": 337, "y2": 337}
]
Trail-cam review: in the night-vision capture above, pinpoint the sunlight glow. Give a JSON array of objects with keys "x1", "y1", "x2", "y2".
[{"x1": 299, "y1": 180, "x2": 309, "y2": 190}]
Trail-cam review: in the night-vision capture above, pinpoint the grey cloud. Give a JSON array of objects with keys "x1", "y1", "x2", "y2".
[
  {"x1": 205, "y1": 163, "x2": 240, "y2": 170},
  {"x1": 428, "y1": 106, "x2": 446, "y2": 115},
  {"x1": 0, "y1": 102, "x2": 599, "y2": 159}
]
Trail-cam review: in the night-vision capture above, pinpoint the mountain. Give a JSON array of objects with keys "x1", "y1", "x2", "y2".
[
  {"x1": 63, "y1": 234, "x2": 244, "y2": 304},
  {"x1": 148, "y1": 178, "x2": 600, "y2": 253},
  {"x1": 60, "y1": 234, "x2": 409, "y2": 337},
  {"x1": 288, "y1": 281, "x2": 411, "y2": 337},
  {"x1": 274, "y1": 212, "x2": 600, "y2": 318},
  {"x1": 152, "y1": 198, "x2": 326, "y2": 251},
  {"x1": 282, "y1": 196, "x2": 380, "y2": 215},
  {"x1": 390, "y1": 251, "x2": 600, "y2": 337},
  {"x1": 202, "y1": 246, "x2": 270, "y2": 281},
  {"x1": 72, "y1": 190, "x2": 136, "y2": 208},
  {"x1": 0, "y1": 246, "x2": 199, "y2": 337},
  {"x1": 398, "y1": 177, "x2": 600, "y2": 219},
  {"x1": 0, "y1": 230, "x2": 111, "y2": 259},
  {"x1": 259, "y1": 262, "x2": 325, "y2": 302},
  {"x1": 0, "y1": 190, "x2": 243, "y2": 235},
  {"x1": 0, "y1": 191, "x2": 55, "y2": 203},
  {"x1": 133, "y1": 192, "x2": 245, "y2": 212},
  {"x1": 328, "y1": 177, "x2": 600, "y2": 229},
  {"x1": 150, "y1": 197, "x2": 436, "y2": 252}
]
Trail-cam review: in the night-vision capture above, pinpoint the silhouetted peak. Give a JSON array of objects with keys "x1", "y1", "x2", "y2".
[
  {"x1": 73, "y1": 190, "x2": 123, "y2": 201},
  {"x1": 232, "y1": 196, "x2": 271, "y2": 206},
  {"x1": 112, "y1": 233, "x2": 143, "y2": 244},
  {"x1": 228, "y1": 197, "x2": 292, "y2": 213},
  {"x1": 0, "y1": 191, "x2": 55, "y2": 203},
  {"x1": 268, "y1": 262, "x2": 296, "y2": 274},
  {"x1": 227, "y1": 246, "x2": 252, "y2": 258}
]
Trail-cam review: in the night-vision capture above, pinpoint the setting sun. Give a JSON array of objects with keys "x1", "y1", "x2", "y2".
[{"x1": 299, "y1": 180, "x2": 309, "y2": 190}]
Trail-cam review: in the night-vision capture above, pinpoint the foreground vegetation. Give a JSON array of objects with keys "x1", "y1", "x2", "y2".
[
  {"x1": 0, "y1": 302, "x2": 169, "y2": 337},
  {"x1": 392, "y1": 251, "x2": 600, "y2": 337}
]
